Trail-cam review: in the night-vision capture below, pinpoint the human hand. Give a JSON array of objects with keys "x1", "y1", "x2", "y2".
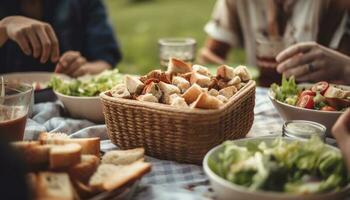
[
  {"x1": 276, "y1": 42, "x2": 350, "y2": 82},
  {"x1": 0, "y1": 16, "x2": 59, "y2": 63},
  {"x1": 55, "y1": 51, "x2": 87, "y2": 77},
  {"x1": 332, "y1": 109, "x2": 350, "y2": 169}
]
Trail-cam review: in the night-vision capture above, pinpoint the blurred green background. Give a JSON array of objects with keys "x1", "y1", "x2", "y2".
[{"x1": 105, "y1": 0, "x2": 245, "y2": 74}]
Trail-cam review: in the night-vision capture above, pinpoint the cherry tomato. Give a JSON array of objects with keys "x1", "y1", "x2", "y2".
[
  {"x1": 321, "y1": 105, "x2": 337, "y2": 111},
  {"x1": 296, "y1": 95, "x2": 314, "y2": 109},
  {"x1": 311, "y1": 81, "x2": 329, "y2": 95},
  {"x1": 300, "y1": 90, "x2": 316, "y2": 98}
]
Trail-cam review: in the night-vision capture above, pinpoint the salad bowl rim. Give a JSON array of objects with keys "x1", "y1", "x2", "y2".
[
  {"x1": 203, "y1": 136, "x2": 350, "y2": 198},
  {"x1": 54, "y1": 90, "x2": 101, "y2": 100}
]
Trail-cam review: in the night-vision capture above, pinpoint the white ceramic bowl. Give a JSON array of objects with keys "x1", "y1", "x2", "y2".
[
  {"x1": 54, "y1": 91, "x2": 104, "y2": 123},
  {"x1": 268, "y1": 84, "x2": 349, "y2": 137},
  {"x1": 203, "y1": 137, "x2": 350, "y2": 200}
]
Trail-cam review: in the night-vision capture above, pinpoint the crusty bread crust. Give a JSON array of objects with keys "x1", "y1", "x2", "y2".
[
  {"x1": 50, "y1": 144, "x2": 82, "y2": 170},
  {"x1": 103, "y1": 162, "x2": 151, "y2": 191},
  {"x1": 182, "y1": 83, "x2": 203, "y2": 104},
  {"x1": 167, "y1": 57, "x2": 192, "y2": 74},
  {"x1": 191, "y1": 93, "x2": 222, "y2": 109},
  {"x1": 68, "y1": 155, "x2": 100, "y2": 184},
  {"x1": 39, "y1": 132, "x2": 100, "y2": 157}
]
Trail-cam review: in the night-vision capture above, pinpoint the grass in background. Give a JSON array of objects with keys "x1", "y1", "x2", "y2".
[{"x1": 105, "y1": 0, "x2": 245, "y2": 74}]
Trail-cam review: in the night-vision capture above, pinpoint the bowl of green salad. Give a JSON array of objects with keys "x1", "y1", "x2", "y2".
[
  {"x1": 50, "y1": 69, "x2": 124, "y2": 123},
  {"x1": 203, "y1": 136, "x2": 350, "y2": 200},
  {"x1": 268, "y1": 77, "x2": 350, "y2": 136}
]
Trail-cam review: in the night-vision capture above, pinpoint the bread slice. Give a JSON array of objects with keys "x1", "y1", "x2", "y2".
[
  {"x1": 208, "y1": 88, "x2": 219, "y2": 97},
  {"x1": 234, "y1": 65, "x2": 252, "y2": 82},
  {"x1": 11, "y1": 141, "x2": 50, "y2": 170},
  {"x1": 182, "y1": 83, "x2": 203, "y2": 104},
  {"x1": 38, "y1": 132, "x2": 70, "y2": 143},
  {"x1": 169, "y1": 94, "x2": 189, "y2": 108},
  {"x1": 191, "y1": 93, "x2": 222, "y2": 109},
  {"x1": 110, "y1": 83, "x2": 131, "y2": 99},
  {"x1": 68, "y1": 155, "x2": 100, "y2": 184},
  {"x1": 39, "y1": 132, "x2": 100, "y2": 157},
  {"x1": 137, "y1": 94, "x2": 159, "y2": 103},
  {"x1": 190, "y1": 72, "x2": 211, "y2": 88},
  {"x1": 125, "y1": 75, "x2": 145, "y2": 94},
  {"x1": 102, "y1": 148, "x2": 145, "y2": 165},
  {"x1": 89, "y1": 162, "x2": 151, "y2": 191},
  {"x1": 192, "y1": 64, "x2": 211, "y2": 76},
  {"x1": 228, "y1": 76, "x2": 241, "y2": 86},
  {"x1": 172, "y1": 76, "x2": 190, "y2": 93},
  {"x1": 142, "y1": 82, "x2": 162, "y2": 100},
  {"x1": 50, "y1": 143, "x2": 82, "y2": 170},
  {"x1": 72, "y1": 180, "x2": 97, "y2": 199},
  {"x1": 36, "y1": 172, "x2": 75, "y2": 200},
  {"x1": 167, "y1": 58, "x2": 192, "y2": 74},
  {"x1": 219, "y1": 85, "x2": 238, "y2": 99},
  {"x1": 217, "y1": 65, "x2": 235, "y2": 80}
]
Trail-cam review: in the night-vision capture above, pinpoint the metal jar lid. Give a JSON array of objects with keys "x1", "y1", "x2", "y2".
[{"x1": 282, "y1": 120, "x2": 326, "y2": 141}]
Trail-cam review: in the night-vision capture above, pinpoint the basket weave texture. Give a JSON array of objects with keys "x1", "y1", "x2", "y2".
[{"x1": 100, "y1": 80, "x2": 256, "y2": 164}]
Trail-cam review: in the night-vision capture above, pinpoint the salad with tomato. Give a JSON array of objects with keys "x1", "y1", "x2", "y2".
[{"x1": 270, "y1": 77, "x2": 350, "y2": 111}]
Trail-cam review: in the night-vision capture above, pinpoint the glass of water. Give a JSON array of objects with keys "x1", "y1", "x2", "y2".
[{"x1": 158, "y1": 38, "x2": 196, "y2": 69}]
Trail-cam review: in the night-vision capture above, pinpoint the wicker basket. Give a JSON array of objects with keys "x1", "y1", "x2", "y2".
[{"x1": 100, "y1": 80, "x2": 256, "y2": 164}]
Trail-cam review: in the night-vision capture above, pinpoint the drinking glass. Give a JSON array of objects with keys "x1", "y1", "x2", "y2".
[
  {"x1": 256, "y1": 37, "x2": 293, "y2": 87},
  {"x1": 158, "y1": 38, "x2": 196, "y2": 69},
  {"x1": 0, "y1": 81, "x2": 33, "y2": 142}
]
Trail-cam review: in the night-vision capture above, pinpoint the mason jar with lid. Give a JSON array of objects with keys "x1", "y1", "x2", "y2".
[{"x1": 282, "y1": 120, "x2": 326, "y2": 141}]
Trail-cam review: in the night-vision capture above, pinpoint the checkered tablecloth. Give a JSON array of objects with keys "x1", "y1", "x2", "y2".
[{"x1": 25, "y1": 87, "x2": 284, "y2": 200}]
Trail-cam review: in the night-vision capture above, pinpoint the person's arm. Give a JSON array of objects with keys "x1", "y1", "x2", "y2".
[
  {"x1": 332, "y1": 109, "x2": 350, "y2": 169},
  {"x1": 0, "y1": 21, "x2": 8, "y2": 47},
  {"x1": 56, "y1": 0, "x2": 121, "y2": 77},
  {"x1": 276, "y1": 42, "x2": 350, "y2": 84},
  {"x1": 0, "y1": 16, "x2": 59, "y2": 63},
  {"x1": 198, "y1": 0, "x2": 242, "y2": 65}
]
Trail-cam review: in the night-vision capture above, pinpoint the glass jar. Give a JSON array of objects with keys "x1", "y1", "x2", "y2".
[{"x1": 282, "y1": 120, "x2": 326, "y2": 141}]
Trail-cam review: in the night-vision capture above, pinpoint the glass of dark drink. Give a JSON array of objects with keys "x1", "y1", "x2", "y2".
[
  {"x1": 158, "y1": 38, "x2": 196, "y2": 69},
  {"x1": 256, "y1": 37, "x2": 293, "y2": 87},
  {"x1": 0, "y1": 81, "x2": 33, "y2": 142}
]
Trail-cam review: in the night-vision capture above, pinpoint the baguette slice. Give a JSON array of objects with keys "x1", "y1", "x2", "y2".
[
  {"x1": 192, "y1": 64, "x2": 211, "y2": 76},
  {"x1": 50, "y1": 143, "x2": 82, "y2": 170},
  {"x1": 11, "y1": 141, "x2": 50, "y2": 170},
  {"x1": 234, "y1": 65, "x2": 252, "y2": 82},
  {"x1": 69, "y1": 155, "x2": 100, "y2": 184},
  {"x1": 102, "y1": 148, "x2": 145, "y2": 165},
  {"x1": 137, "y1": 94, "x2": 159, "y2": 103},
  {"x1": 167, "y1": 57, "x2": 192, "y2": 74},
  {"x1": 89, "y1": 162, "x2": 151, "y2": 191},
  {"x1": 172, "y1": 76, "x2": 190, "y2": 93},
  {"x1": 125, "y1": 75, "x2": 145, "y2": 94},
  {"x1": 190, "y1": 72, "x2": 211, "y2": 87},
  {"x1": 72, "y1": 180, "x2": 97, "y2": 199},
  {"x1": 191, "y1": 93, "x2": 222, "y2": 109},
  {"x1": 37, "y1": 172, "x2": 75, "y2": 200},
  {"x1": 219, "y1": 85, "x2": 238, "y2": 99},
  {"x1": 182, "y1": 83, "x2": 203, "y2": 104},
  {"x1": 217, "y1": 65, "x2": 235, "y2": 80},
  {"x1": 110, "y1": 83, "x2": 131, "y2": 99},
  {"x1": 169, "y1": 94, "x2": 189, "y2": 108},
  {"x1": 39, "y1": 132, "x2": 100, "y2": 157}
]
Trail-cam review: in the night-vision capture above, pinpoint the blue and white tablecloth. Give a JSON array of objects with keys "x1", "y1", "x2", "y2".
[{"x1": 24, "y1": 87, "x2": 283, "y2": 200}]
